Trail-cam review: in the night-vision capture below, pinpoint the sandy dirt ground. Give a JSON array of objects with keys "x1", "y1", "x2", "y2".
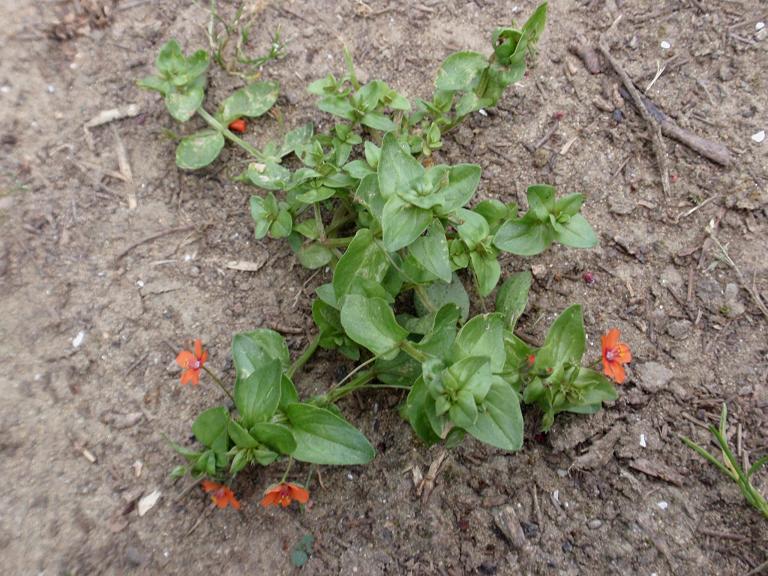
[{"x1": 1, "y1": 0, "x2": 767, "y2": 574}]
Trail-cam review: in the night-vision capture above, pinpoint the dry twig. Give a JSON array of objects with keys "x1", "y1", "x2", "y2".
[{"x1": 599, "y1": 17, "x2": 671, "y2": 196}]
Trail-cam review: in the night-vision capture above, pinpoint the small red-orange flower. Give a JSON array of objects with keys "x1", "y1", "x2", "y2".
[
  {"x1": 202, "y1": 480, "x2": 241, "y2": 510},
  {"x1": 228, "y1": 118, "x2": 247, "y2": 133},
  {"x1": 176, "y1": 339, "x2": 207, "y2": 385},
  {"x1": 527, "y1": 354, "x2": 536, "y2": 366},
  {"x1": 601, "y1": 328, "x2": 632, "y2": 384},
  {"x1": 260, "y1": 482, "x2": 310, "y2": 508}
]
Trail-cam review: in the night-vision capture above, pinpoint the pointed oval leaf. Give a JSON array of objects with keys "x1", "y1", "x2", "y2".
[
  {"x1": 234, "y1": 357, "x2": 282, "y2": 426},
  {"x1": 340, "y1": 295, "x2": 408, "y2": 359},
  {"x1": 332, "y1": 228, "x2": 389, "y2": 301},
  {"x1": 285, "y1": 403, "x2": 375, "y2": 465},
  {"x1": 250, "y1": 422, "x2": 297, "y2": 455},
  {"x1": 466, "y1": 377, "x2": 523, "y2": 451},
  {"x1": 453, "y1": 313, "x2": 506, "y2": 373},
  {"x1": 409, "y1": 219, "x2": 452, "y2": 283},
  {"x1": 218, "y1": 81, "x2": 279, "y2": 124},
  {"x1": 378, "y1": 132, "x2": 424, "y2": 201},
  {"x1": 192, "y1": 407, "x2": 230, "y2": 452},
  {"x1": 232, "y1": 329, "x2": 290, "y2": 380},
  {"x1": 176, "y1": 130, "x2": 224, "y2": 170},
  {"x1": 381, "y1": 197, "x2": 433, "y2": 252},
  {"x1": 495, "y1": 271, "x2": 532, "y2": 330}
]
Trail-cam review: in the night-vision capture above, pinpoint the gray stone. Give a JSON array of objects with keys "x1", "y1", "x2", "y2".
[
  {"x1": 588, "y1": 519, "x2": 603, "y2": 529},
  {"x1": 666, "y1": 319, "x2": 692, "y2": 339},
  {"x1": 635, "y1": 362, "x2": 674, "y2": 393}
]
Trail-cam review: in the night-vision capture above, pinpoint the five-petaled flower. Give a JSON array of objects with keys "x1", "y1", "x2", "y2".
[
  {"x1": 601, "y1": 328, "x2": 632, "y2": 384},
  {"x1": 176, "y1": 339, "x2": 208, "y2": 385},
  {"x1": 228, "y1": 118, "x2": 247, "y2": 133},
  {"x1": 260, "y1": 482, "x2": 310, "y2": 508},
  {"x1": 202, "y1": 480, "x2": 241, "y2": 509}
]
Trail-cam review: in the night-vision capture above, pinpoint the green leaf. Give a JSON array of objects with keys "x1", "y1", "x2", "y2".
[
  {"x1": 285, "y1": 403, "x2": 375, "y2": 465},
  {"x1": 192, "y1": 407, "x2": 229, "y2": 452},
  {"x1": 280, "y1": 122, "x2": 314, "y2": 157},
  {"x1": 317, "y1": 96, "x2": 356, "y2": 120},
  {"x1": 270, "y1": 209, "x2": 292, "y2": 238},
  {"x1": 156, "y1": 39, "x2": 186, "y2": 75},
  {"x1": 333, "y1": 228, "x2": 389, "y2": 301},
  {"x1": 536, "y1": 304, "x2": 585, "y2": 370},
  {"x1": 234, "y1": 357, "x2": 282, "y2": 427},
  {"x1": 296, "y1": 185, "x2": 335, "y2": 203},
  {"x1": 403, "y1": 377, "x2": 441, "y2": 444},
  {"x1": 466, "y1": 377, "x2": 524, "y2": 451},
  {"x1": 415, "y1": 273, "x2": 470, "y2": 323},
  {"x1": 232, "y1": 329, "x2": 290, "y2": 379},
  {"x1": 450, "y1": 389, "x2": 478, "y2": 429},
  {"x1": 455, "y1": 208, "x2": 490, "y2": 249},
  {"x1": 250, "y1": 422, "x2": 297, "y2": 454},
  {"x1": 297, "y1": 243, "x2": 333, "y2": 269},
  {"x1": 175, "y1": 130, "x2": 225, "y2": 170},
  {"x1": 355, "y1": 173, "x2": 385, "y2": 223},
  {"x1": 496, "y1": 271, "x2": 532, "y2": 330},
  {"x1": 218, "y1": 81, "x2": 279, "y2": 124},
  {"x1": 470, "y1": 251, "x2": 501, "y2": 297},
  {"x1": 165, "y1": 81, "x2": 205, "y2": 122},
  {"x1": 409, "y1": 220, "x2": 452, "y2": 283},
  {"x1": 228, "y1": 419, "x2": 259, "y2": 448},
  {"x1": 553, "y1": 214, "x2": 598, "y2": 249},
  {"x1": 436, "y1": 51, "x2": 488, "y2": 92},
  {"x1": 340, "y1": 295, "x2": 408, "y2": 359},
  {"x1": 381, "y1": 198, "x2": 432, "y2": 252},
  {"x1": 571, "y1": 368, "x2": 618, "y2": 405},
  {"x1": 137, "y1": 75, "x2": 170, "y2": 95},
  {"x1": 279, "y1": 375, "x2": 299, "y2": 409},
  {"x1": 444, "y1": 356, "x2": 493, "y2": 402},
  {"x1": 361, "y1": 111, "x2": 397, "y2": 132},
  {"x1": 378, "y1": 132, "x2": 424, "y2": 201},
  {"x1": 453, "y1": 313, "x2": 506, "y2": 373},
  {"x1": 436, "y1": 165, "x2": 482, "y2": 215},
  {"x1": 494, "y1": 215, "x2": 553, "y2": 256}
]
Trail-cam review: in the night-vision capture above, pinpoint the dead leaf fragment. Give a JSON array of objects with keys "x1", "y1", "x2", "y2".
[{"x1": 137, "y1": 489, "x2": 161, "y2": 516}]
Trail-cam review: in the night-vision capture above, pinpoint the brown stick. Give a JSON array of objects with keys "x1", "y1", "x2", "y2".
[
  {"x1": 619, "y1": 87, "x2": 731, "y2": 166},
  {"x1": 598, "y1": 29, "x2": 671, "y2": 196}
]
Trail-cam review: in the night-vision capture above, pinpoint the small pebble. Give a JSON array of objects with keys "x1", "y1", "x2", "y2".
[
  {"x1": 657, "y1": 501, "x2": 668, "y2": 510},
  {"x1": 757, "y1": 21, "x2": 765, "y2": 31},
  {"x1": 588, "y1": 519, "x2": 603, "y2": 529},
  {"x1": 660, "y1": 40, "x2": 671, "y2": 50},
  {"x1": 639, "y1": 434, "x2": 647, "y2": 448},
  {"x1": 47, "y1": 84, "x2": 56, "y2": 93},
  {"x1": 751, "y1": 130, "x2": 765, "y2": 143},
  {"x1": 72, "y1": 331, "x2": 86, "y2": 348}
]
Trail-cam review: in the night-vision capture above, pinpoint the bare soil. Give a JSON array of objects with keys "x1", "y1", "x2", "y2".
[{"x1": 1, "y1": 0, "x2": 767, "y2": 574}]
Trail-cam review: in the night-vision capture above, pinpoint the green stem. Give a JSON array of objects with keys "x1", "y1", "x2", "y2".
[
  {"x1": 322, "y1": 236, "x2": 355, "y2": 248},
  {"x1": 324, "y1": 369, "x2": 377, "y2": 404},
  {"x1": 202, "y1": 365, "x2": 235, "y2": 402},
  {"x1": 197, "y1": 107, "x2": 266, "y2": 160},
  {"x1": 280, "y1": 457, "x2": 294, "y2": 483},
  {"x1": 287, "y1": 334, "x2": 321, "y2": 379},
  {"x1": 401, "y1": 340, "x2": 428, "y2": 363}
]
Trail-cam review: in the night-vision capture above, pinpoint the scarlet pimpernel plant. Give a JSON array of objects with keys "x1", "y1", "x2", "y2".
[{"x1": 141, "y1": 3, "x2": 631, "y2": 508}]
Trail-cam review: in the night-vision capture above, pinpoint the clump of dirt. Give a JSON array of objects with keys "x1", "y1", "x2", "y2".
[{"x1": 1, "y1": 0, "x2": 766, "y2": 574}]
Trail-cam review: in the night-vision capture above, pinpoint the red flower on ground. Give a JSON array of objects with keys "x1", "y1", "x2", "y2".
[
  {"x1": 601, "y1": 328, "x2": 632, "y2": 384},
  {"x1": 202, "y1": 480, "x2": 241, "y2": 509},
  {"x1": 260, "y1": 482, "x2": 310, "y2": 508},
  {"x1": 228, "y1": 118, "x2": 247, "y2": 133},
  {"x1": 176, "y1": 339, "x2": 207, "y2": 385}
]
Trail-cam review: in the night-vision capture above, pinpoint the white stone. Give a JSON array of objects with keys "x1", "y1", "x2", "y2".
[
  {"x1": 751, "y1": 130, "x2": 765, "y2": 143},
  {"x1": 72, "y1": 331, "x2": 86, "y2": 348},
  {"x1": 660, "y1": 41, "x2": 671, "y2": 50},
  {"x1": 138, "y1": 490, "x2": 161, "y2": 516},
  {"x1": 657, "y1": 501, "x2": 668, "y2": 510}
]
